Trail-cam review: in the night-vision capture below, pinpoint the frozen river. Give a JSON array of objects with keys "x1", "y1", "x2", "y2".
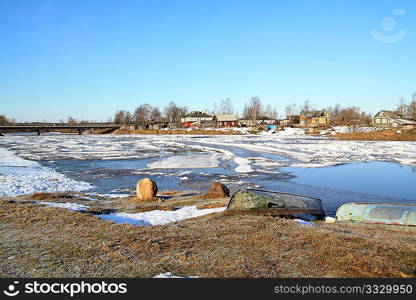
[{"x1": 0, "y1": 130, "x2": 415, "y2": 215}]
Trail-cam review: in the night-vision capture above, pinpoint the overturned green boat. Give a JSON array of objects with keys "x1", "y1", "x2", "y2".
[
  {"x1": 225, "y1": 189, "x2": 326, "y2": 220},
  {"x1": 336, "y1": 203, "x2": 416, "y2": 226}
]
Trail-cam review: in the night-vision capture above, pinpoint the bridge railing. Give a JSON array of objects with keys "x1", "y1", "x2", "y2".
[{"x1": 0, "y1": 123, "x2": 121, "y2": 127}]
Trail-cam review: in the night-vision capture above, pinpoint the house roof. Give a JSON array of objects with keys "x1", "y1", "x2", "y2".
[
  {"x1": 214, "y1": 114, "x2": 237, "y2": 121},
  {"x1": 377, "y1": 110, "x2": 400, "y2": 118},
  {"x1": 394, "y1": 118, "x2": 416, "y2": 125},
  {"x1": 375, "y1": 110, "x2": 416, "y2": 124},
  {"x1": 302, "y1": 111, "x2": 329, "y2": 118},
  {"x1": 182, "y1": 111, "x2": 213, "y2": 118}
]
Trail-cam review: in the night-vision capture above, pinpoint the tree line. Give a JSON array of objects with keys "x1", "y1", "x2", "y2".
[
  {"x1": 395, "y1": 93, "x2": 416, "y2": 119},
  {"x1": 283, "y1": 100, "x2": 372, "y2": 126},
  {"x1": 113, "y1": 97, "x2": 279, "y2": 125},
  {"x1": 2, "y1": 93, "x2": 415, "y2": 126},
  {"x1": 113, "y1": 101, "x2": 189, "y2": 125}
]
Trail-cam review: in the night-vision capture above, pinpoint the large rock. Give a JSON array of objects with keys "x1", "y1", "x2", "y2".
[
  {"x1": 135, "y1": 178, "x2": 158, "y2": 202},
  {"x1": 206, "y1": 182, "x2": 230, "y2": 198}
]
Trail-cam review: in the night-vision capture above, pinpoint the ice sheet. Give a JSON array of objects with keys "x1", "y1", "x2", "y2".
[{"x1": 148, "y1": 154, "x2": 219, "y2": 169}]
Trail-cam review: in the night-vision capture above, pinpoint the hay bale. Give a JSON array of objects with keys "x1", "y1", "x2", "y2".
[
  {"x1": 206, "y1": 182, "x2": 230, "y2": 198},
  {"x1": 135, "y1": 178, "x2": 158, "y2": 202}
]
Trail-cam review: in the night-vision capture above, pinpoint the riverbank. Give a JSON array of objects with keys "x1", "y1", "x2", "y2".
[
  {"x1": 112, "y1": 128, "x2": 246, "y2": 135},
  {"x1": 1, "y1": 191, "x2": 415, "y2": 278},
  {"x1": 332, "y1": 128, "x2": 416, "y2": 141}
]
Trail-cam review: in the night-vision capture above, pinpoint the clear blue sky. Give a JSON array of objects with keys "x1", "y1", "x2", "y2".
[{"x1": 1, "y1": 0, "x2": 415, "y2": 122}]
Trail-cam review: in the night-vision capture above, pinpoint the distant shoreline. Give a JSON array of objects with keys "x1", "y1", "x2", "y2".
[{"x1": 331, "y1": 128, "x2": 416, "y2": 141}]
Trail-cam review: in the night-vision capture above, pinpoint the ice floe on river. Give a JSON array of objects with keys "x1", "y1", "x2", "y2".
[
  {"x1": 0, "y1": 147, "x2": 92, "y2": 197},
  {"x1": 1, "y1": 131, "x2": 416, "y2": 197},
  {"x1": 148, "y1": 154, "x2": 220, "y2": 169}
]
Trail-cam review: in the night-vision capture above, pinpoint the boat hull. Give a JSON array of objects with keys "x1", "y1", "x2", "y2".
[
  {"x1": 225, "y1": 189, "x2": 326, "y2": 219},
  {"x1": 336, "y1": 203, "x2": 416, "y2": 226}
]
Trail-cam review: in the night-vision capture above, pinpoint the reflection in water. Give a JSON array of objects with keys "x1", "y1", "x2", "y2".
[{"x1": 284, "y1": 162, "x2": 416, "y2": 201}]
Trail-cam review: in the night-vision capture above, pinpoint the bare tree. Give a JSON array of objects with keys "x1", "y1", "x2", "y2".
[
  {"x1": 0, "y1": 114, "x2": 10, "y2": 124},
  {"x1": 113, "y1": 110, "x2": 126, "y2": 124},
  {"x1": 300, "y1": 100, "x2": 312, "y2": 114},
  {"x1": 327, "y1": 103, "x2": 341, "y2": 118},
  {"x1": 67, "y1": 116, "x2": 77, "y2": 125},
  {"x1": 245, "y1": 97, "x2": 262, "y2": 123},
  {"x1": 134, "y1": 104, "x2": 153, "y2": 126},
  {"x1": 124, "y1": 111, "x2": 133, "y2": 124},
  {"x1": 331, "y1": 106, "x2": 371, "y2": 126},
  {"x1": 219, "y1": 98, "x2": 234, "y2": 115},
  {"x1": 211, "y1": 102, "x2": 218, "y2": 115},
  {"x1": 164, "y1": 101, "x2": 188, "y2": 124},
  {"x1": 396, "y1": 97, "x2": 408, "y2": 118},
  {"x1": 284, "y1": 104, "x2": 297, "y2": 119},
  {"x1": 408, "y1": 98, "x2": 416, "y2": 120},
  {"x1": 264, "y1": 104, "x2": 277, "y2": 119},
  {"x1": 150, "y1": 107, "x2": 162, "y2": 123}
]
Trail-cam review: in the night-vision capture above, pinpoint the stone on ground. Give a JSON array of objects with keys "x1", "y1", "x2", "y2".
[
  {"x1": 135, "y1": 178, "x2": 158, "y2": 202},
  {"x1": 206, "y1": 182, "x2": 230, "y2": 198}
]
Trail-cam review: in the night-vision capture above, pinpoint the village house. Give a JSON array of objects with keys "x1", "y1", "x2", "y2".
[
  {"x1": 192, "y1": 120, "x2": 216, "y2": 128},
  {"x1": 213, "y1": 114, "x2": 238, "y2": 128},
  {"x1": 238, "y1": 116, "x2": 277, "y2": 127},
  {"x1": 372, "y1": 110, "x2": 416, "y2": 129},
  {"x1": 180, "y1": 111, "x2": 213, "y2": 127},
  {"x1": 279, "y1": 115, "x2": 300, "y2": 126},
  {"x1": 299, "y1": 111, "x2": 330, "y2": 128}
]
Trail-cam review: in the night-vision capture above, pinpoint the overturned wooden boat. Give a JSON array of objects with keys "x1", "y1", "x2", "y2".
[
  {"x1": 336, "y1": 203, "x2": 416, "y2": 226},
  {"x1": 225, "y1": 188, "x2": 326, "y2": 220}
]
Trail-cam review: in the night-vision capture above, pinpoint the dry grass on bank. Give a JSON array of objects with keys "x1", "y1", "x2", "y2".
[
  {"x1": 20, "y1": 191, "x2": 228, "y2": 214},
  {"x1": 1, "y1": 192, "x2": 415, "y2": 278},
  {"x1": 332, "y1": 129, "x2": 416, "y2": 141}
]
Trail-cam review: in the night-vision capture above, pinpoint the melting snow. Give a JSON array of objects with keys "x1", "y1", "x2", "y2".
[
  {"x1": 153, "y1": 272, "x2": 199, "y2": 278},
  {"x1": 293, "y1": 219, "x2": 315, "y2": 226},
  {"x1": 98, "y1": 205, "x2": 226, "y2": 226},
  {"x1": 0, "y1": 148, "x2": 93, "y2": 197},
  {"x1": 38, "y1": 201, "x2": 89, "y2": 211}
]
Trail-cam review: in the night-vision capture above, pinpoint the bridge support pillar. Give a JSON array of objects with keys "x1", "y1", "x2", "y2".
[
  {"x1": 37, "y1": 130, "x2": 41, "y2": 136},
  {"x1": 78, "y1": 129, "x2": 83, "y2": 135}
]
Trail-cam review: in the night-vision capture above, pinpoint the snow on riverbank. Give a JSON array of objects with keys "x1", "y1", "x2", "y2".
[
  {"x1": 98, "y1": 205, "x2": 226, "y2": 226},
  {"x1": 38, "y1": 201, "x2": 89, "y2": 211},
  {"x1": 0, "y1": 148, "x2": 93, "y2": 197}
]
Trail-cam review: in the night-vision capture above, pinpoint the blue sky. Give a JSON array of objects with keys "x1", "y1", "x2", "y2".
[{"x1": 1, "y1": 0, "x2": 415, "y2": 122}]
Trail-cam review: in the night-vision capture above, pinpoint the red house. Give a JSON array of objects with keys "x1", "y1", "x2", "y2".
[{"x1": 213, "y1": 114, "x2": 238, "y2": 128}]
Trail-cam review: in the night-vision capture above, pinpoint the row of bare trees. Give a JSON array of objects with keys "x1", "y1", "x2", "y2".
[
  {"x1": 112, "y1": 97, "x2": 280, "y2": 125},
  {"x1": 113, "y1": 101, "x2": 188, "y2": 125},
  {"x1": 327, "y1": 106, "x2": 372, "y2": 126},
  {"x1": 111, "y1": 97, "x2": 375, "y2": 127},
  {"x1": 242, "y1": 97, "x2": 278, "y2": 122},
  {"x1": 283, "y1": 101, "x2": 372, "y2": 126}
]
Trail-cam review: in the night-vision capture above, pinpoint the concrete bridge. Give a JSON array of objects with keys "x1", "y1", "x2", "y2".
[{"x1": 0, "y1": 123, "x2": 121, "y2": 135}]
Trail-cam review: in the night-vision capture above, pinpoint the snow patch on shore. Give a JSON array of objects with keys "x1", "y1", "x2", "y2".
[
  {"x1": 98, "y1": 205, "x2": 225, "y2": 226},
  {"x1": 0, "y1": 148, "x2": 93, "y2": 197},
  {"x1": 38, "y1": 201, "x2": 89, "y2": 211},
  {"x1": 154, "y1": 272, "x2": 199, "y2": 278}
]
